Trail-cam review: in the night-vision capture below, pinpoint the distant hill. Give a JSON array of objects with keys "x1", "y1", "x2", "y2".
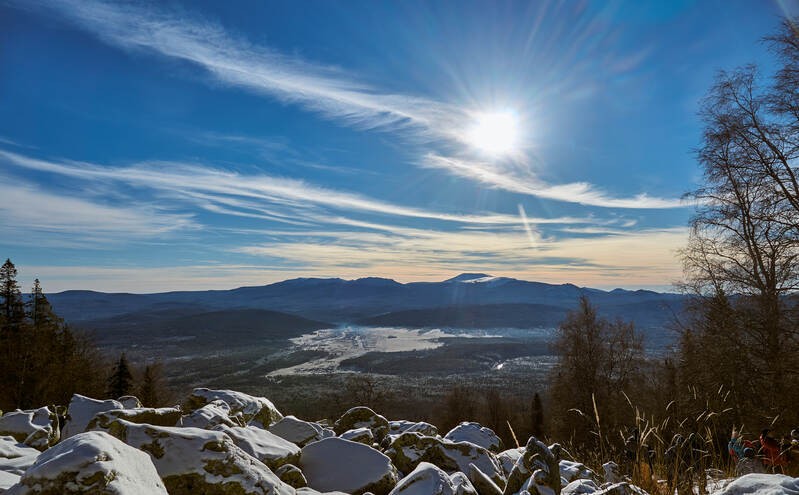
[
  {"x1": 48, "y1": 273, "x2": 686, "y2": 346},
  {"x1": 80, "y1": 308, "x2": 332, "y2": 349}
]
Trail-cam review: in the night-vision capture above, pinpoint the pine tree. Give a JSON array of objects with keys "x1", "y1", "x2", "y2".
[
  {"x1": 0, "y1": 259, "x2": 24, "y2": 330},
  {"x1": 107, "y1": 354, "x2": 133, "y2": 399},
  {"x1": 138, "y1": 365, "x2": 160, "y2": 407},
  {"x1": 531, "y1": 392, "x2": 544, "y2": 438}
]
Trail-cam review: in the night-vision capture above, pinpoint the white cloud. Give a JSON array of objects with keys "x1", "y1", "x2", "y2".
[
  {"x1": 0, "y1": 176, "x2": 195, "y2": 246},
  {"x1": 0, "y1": 149, "x2": 592, "y2": 229},
  {"x1": 19, "y1": 0, "x2": 686, "y2": 209},
  {"x1": 422, "y1": 154, "x2": 685, "y2": 209}
]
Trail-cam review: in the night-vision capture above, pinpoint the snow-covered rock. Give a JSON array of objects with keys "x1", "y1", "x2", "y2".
[
  {"x1": 300, "y1": 437, "x2": 398, "y2": 495},
  {"x1": 118, "y1": 396, "x2": 143, "y2": 409},
  {"x1": 562, "y1": 479, "x2": 601, "y2": 495},
  {"x1": 592, "y1": 482, "x2": 649, "y2": 495},
  {"x1": 449, "y1": 471, "x2": 478, "y2": 495},
  {"x1": 186, "y1": 388, "x2": 283, "y2": 427},
  {"x1": 270, "y1": 416, "x2": 334, "y2": 447},
  {"x1": 181, "y1": 400, "x2": 238, "y2": 429},
  {"x1": 87, "y1": 407, "x2": 183, "y2": 430},
  {"x1": 340, "y1": 427, "x2": 374, "y2": 445},
  {"x1": 334, "y1": 407, "x2": 389, "y2": 442},
  {"x1": 6, "y1": 431, "x2": 167, "y2": 494},
  {"x1": 0, "y1": 436, "x2": 39, "y2": 477},
  {"x1": 384, "y1": 432, "x2": 505, "y2": 487},
  {"x1": 104, "y1": 419, "x2": 294, "y2": 495},
  {"x1": 602, "y1": 462, "x2": 622, "y2": 484},
  {"x1": 444, "y1": 422, "x2": 502, "y2": 453},
  {"x1": 275, "y1": 464, "x2": 308, "y2": 489},
  {"x1": 467, "y1": 462, "x2": 502, "y2": 495},
  {"x1": 389, "y1": 462, "x2": 463, "y2": 495},
  {"x1": 63, "y1": 394, "x2": 124, "y2": 439},
  {"x1": 0, "y1": 407, "x2": 58, "y2": 450},
  {"x1": 504, "y1": 437, "x2": 561, "y2": 495},
  {"x1": 388, "y1": 421, "x2": 438, "y2": 437},
  {"x1": 560, "y1": 459, "x2": 594, "y2": 485},
  {"x1": 497, "y1": 447, "x2": 524, "y2": 478},
  {"x1": 714, "y1": 473, "x2": 799, "y2": 495},
  {"x1": 0, "y1": 471, "x2": 20, "y2": 493},
  {"x1": 214, "y1": 424, "x2": 301, "y2": 469}
]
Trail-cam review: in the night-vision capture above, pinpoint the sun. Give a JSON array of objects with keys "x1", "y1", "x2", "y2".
[{"x1": 466, "y1": 111, "x2": 520, "y2": 156}]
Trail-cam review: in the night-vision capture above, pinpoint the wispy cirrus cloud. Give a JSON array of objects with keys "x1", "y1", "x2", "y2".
[
  {"x1": 18, "y1": 0, "x2": 685, "y2": 210},
  {"x1": 422, "y1": 154, "x2": 684, "y2": 209},
  {"x1": 0, "y1": 149, "x2": 594, "y2": 230},
  {"x1": 0, "y1": 175, "x2": 196, "y2": 246}
]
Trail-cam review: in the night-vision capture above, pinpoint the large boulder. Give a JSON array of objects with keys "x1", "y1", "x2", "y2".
[
  {"x1": 385, "y1": 432, "x2": 505, "y2": 487},
  {"x1": 87, "y1": 407, "x2": 183, "y2": 430},
  {"x1": 333, "y1": 407, "x2": 389, "y2": 443},
  {"x1": 497, "y1": 448, "x2": 524, "y2": 480},
  {"x1": 450, "y1": 472, "x2": 479, "y2": 495},
  {"x1": 0, "y1": 436, "x2": 39, "y2": 476},
  {"x1": 214, "y1": 424, "x2": 301, "y2": 469},
  {"x1": 6, "y1": 430, "x2": 167, "y2": 494},
  {"x1": 389, "y1": 462, "x2": 465, "y2": 495},
  {"x1": 444, "y1": 423, "x2": 503, "y2": 453},
  {"x1": 181, "y1": 400, "x2": 238, "y2": 429},
  {"x1": 503, "y1": 437, "x2": 560, "y2": 495},
  {"x1": 270, "y1": 416, "x2": 334, "y2": 447},
  {"x1": 0, "y1": 407, "x2": 59, "y2": 449},
  {"x1": 714, "y1": 473, "x2": 799, "y2": 495},
  {"x1": 63, "y1": 395, "x2": 124, "y2": 439},
  {"x1": 340, "y1": 427, "x2": 374, "y2": 445},
  {"x1": 388, "y1": 421, "x2": 438, "y2": 437},
  {"x1": 0, "y1": 471, "x2": 20, "y2": 493},
  {"x1": 300, "y1": 437, "x2": 398, "y2": 495},
  {"x1": 275, "y1": 464, "x2": 308, "y2": 489},
  {"x1": 468, "y1": 463, "x2": 503, "y2": 495},
  {"x1": 103, "y1": 419, "x2": 294, "y2": 495},
  {"x1": 186, "y1": 388, "x2": 283, "y2": 427},
  {"x1": 559, "y1": 460, "x2": 594, "y2": 485},
  {"x1": 562, "y1": 479, "x2": 600, "y2": 495}
]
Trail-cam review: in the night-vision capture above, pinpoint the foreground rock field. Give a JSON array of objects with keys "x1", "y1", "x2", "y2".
[{"x1": 0, "y1": 388, "x2": 796, "y2": 494}]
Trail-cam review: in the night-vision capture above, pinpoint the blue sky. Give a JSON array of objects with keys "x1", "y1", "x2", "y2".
[{"x1": 1, "y1": 0, "x2": 796, "y2": 292}]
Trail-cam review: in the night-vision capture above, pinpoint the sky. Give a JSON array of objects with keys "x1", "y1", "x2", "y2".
[{"x1": 1, "y1": 0, "x2": 797, "y2": 293}]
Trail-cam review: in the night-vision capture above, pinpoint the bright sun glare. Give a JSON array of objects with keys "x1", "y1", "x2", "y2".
[{"x1": 467, "y1": 111, "x2": 520, "y2": 156}]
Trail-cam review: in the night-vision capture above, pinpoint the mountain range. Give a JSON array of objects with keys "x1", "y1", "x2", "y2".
[{"x1": 47, "y1": 273, "x2": 686, "y2": 347}]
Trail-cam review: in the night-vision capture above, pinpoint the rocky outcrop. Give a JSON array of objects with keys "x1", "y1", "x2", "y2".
[
  {"x1": 102, "y1": 419, "x2": 294, "y2": 495},
  {"x1": 186, "y1": 388, "x2": 283, "y2": 428},
  {"x1": 444, "y1": 422, "x2": 503, "y2": 453},
  {"x1": 62, "y1": 395, "x2": 124, "y2": 439},
  {"x1": 300, "y1": 437, "x2": 398, "y2": 495},
  {"x1": 87, "y1": 407, "x2": 183, "y2": 430},
  {"x1": 333, "y1": 408, "x2": 389, "y2": 443},
  {"x1": 215, "y1": 424, "x2": 301, "y2": 469},
  {"x1": 0, "y1": 408, "x2": 59, "y2": 450},
  {"x1": 6, "y1": 431, "x2": 167, "y2": 494},
  {"x1": 270, "y1": 416, "x2": 334, "y2": 447}
]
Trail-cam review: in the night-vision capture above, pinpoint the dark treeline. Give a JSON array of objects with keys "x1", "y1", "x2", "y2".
[{"x1": 0, "y1": 259, "x2": 172, "y2": 411}]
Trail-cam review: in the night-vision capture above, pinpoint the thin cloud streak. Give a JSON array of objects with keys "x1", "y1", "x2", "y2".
[
  {"x1": 0, "y1": 177, "x2": 196, "y2": 245},
  {"x1": 22, "y1": 0, "x2": 685, "y2": 209},
  {"x1": 423, "y1": 154, "x2": 685, "y2": 209}
]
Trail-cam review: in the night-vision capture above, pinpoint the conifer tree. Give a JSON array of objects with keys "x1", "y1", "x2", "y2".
[
  {"x1": 531, "y1": 392, "x2": 544, "y2": 438},
  {"x1": 107, "y1": 354, "x2": 133, "y2": 399},
  {"x1": 138, "y1": 364, "x2": 162, "y2": 407}
]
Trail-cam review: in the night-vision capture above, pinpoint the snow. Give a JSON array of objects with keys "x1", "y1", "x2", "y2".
[
  {"x1": 188, "y1": 388, "x2": 283, "y2": 426},
  {"x1": 108, "y1": 420, "x2": 294, "y2": 495},
  {"x1": 180, "y1": 399, "x2": 236, "y2": 429},
  {"x1": 300, "y1": 437, "x2": 398, "y2": 495},
  {"x1": 389, "y1": 462, "x2": 459, "y2": 495},
  {"x1": 0, "y1": 470, "x2": 20, "y2": 492},
  {"x1": 388, "y1": 421, "x2": 438, "y2": 437},
  {"x1": 444, "y1": 422, "x2": 502, "y2": 452},
  {"x1": 340, "y1": 427, "x2": 374, "y2": 444},
  {"x1": 214, "y1": 424, "x2": 300, "y2": 467},
  {"x1": 561, "y1": 479, "x2": 600, "y2": 495},
  {"x1": 0, "y1": 437, "x2": 38, "y2": 460},
  {"x1": 62, "y1": 394, "x2": 124, "y2": 439},
  {"x1": 713, "y1": 474, "x2": 799, "y2": 495},
  {"x1": 6, "y1": 431, "x2": 166, "y2": 495},
  {"x1": 270, "y1": 416, "x2": 334, "y2": 446},
  {"x1": 0, "y1": 408, "x2": 57, "y2": 449},
  {"x1": 497, "y1": 447, "x2": 524, "y2": 477}
]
